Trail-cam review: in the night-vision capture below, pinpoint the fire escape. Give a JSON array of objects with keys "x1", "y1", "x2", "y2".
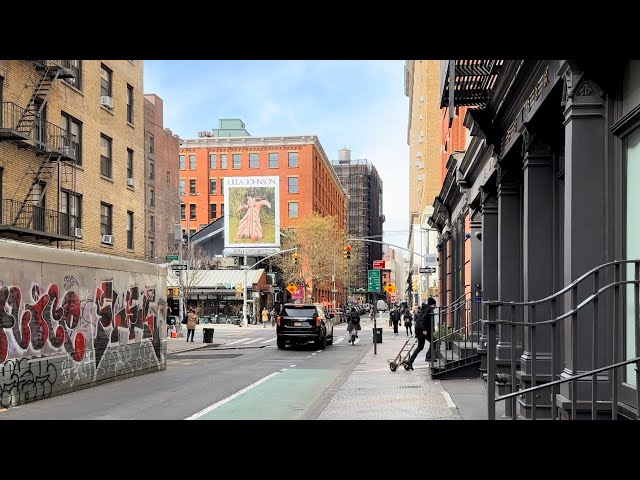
[{"x1": 0, "y1": 60, "x2": 78, "y2": 244}]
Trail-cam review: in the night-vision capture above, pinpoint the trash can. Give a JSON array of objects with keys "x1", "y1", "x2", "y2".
[
  {"x1": 203, "y1": 327, "x2": 215, "y2": 343},
  {"x1": 373, "y1": 327, "x2": 383, "y2": 344}
]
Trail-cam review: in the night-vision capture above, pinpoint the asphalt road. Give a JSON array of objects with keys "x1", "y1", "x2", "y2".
[{"x1": 0, "y1": 316, "x2": 384, "y2": 420}]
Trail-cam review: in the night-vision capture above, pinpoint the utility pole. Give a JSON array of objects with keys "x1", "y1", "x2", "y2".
[{"x1": 178, "y1": 192, "x2": 185, "y2": 325}]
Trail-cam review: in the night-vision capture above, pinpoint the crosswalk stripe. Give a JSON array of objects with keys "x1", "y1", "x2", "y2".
[
  {"x1": 261, "y1": 338, "x2": 276, "y2": 344},
  {"x1": 225, "y1": 338, "x2": 250, "y2": 345},
  {"x1": 333, "y1": 337, "x2": 344, "y2": 345},
  {"x1": 242, "y1": 338, "x2": 264, "y2": 344}
]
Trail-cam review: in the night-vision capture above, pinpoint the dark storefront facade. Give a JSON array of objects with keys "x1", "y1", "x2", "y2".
[{"x1": 432, "y1": 60, "x2": 639, "y2": 419}]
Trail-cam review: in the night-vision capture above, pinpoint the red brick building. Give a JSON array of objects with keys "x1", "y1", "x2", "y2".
[{"x1": 178, "y1": 134, "x2": 346, "y2": 236}]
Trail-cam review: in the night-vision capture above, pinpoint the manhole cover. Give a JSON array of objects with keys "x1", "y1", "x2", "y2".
[
  {"x1": 398, "y1": 385, "x2": 422, "y2": 389},
  {"x1": 172, "y1": 353, "x2": 243, "y2": 360}
]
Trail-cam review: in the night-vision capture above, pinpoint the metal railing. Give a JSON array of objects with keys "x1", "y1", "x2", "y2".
[
  {"x1": 485, "y1": 260, "x2": 640, "y2": 420},
  {"x1": 0, "y1": 102, "x2": 77, "y2": 161},
  {"x1": 0, "y1": 199, "x2": 76, "y2": 239},
  {"x1": 428, "y1": 291, "x2": 483, "y2": 373}
]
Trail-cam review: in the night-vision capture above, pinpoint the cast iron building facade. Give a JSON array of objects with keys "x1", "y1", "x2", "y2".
[{"x1": 332, "y1": 147, "x2": 384, "y2": 293}]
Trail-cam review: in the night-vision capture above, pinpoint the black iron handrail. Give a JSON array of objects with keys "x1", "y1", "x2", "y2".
[
  {"x1": 484, "y1": 260, "x2": 640, "y2": 420},
  {"x1": 0, "y1": 198, "x2": 77, "y2": 238},
  {"x1": 0, "y1": 102, "x2": 77, "y2": 160}
]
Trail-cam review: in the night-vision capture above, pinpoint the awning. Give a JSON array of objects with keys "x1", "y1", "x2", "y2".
[
  {"x1": 167, "y1": 268, "x2": 265, "y2": 288},
  {"x1": 440, "y1": 60, "x2": 504, "y2": 110}
]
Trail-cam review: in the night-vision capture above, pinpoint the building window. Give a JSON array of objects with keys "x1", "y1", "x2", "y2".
[
  {"x1": 60, "y1": 190, "x2": 82, "y2": 232},
  {"x1": 210, "y1": 178, "x2": 217, "y2": 195},
  {"x1": 221, "y1": 203, "x2": 224, "y2": 216},
  {"x1": 60, "y1": 112, "x2": 82, "y2": 165},
  {"x1": 100, "y1": 134, "x2": 112, "y2": 178},
  {"x1": 127, "y1": 211, "x2": 134, "y2": 249},
  {"x1": 189, "y1": 179, "x2": 196, "y2": 195},
  {"x1": 166, "y1": 171, "x2": 170, "y2": 186},
  {"x1": 288, "y1": 177, "x2": 299, "y2": 193},
  {"x1": 63, "y1": 60, "x2": 82, "y2": 89},
  {"x1": 189, "y1": 154, "x2": 196, "y2": 170},
  {"x1": 232, "y1": 153, "x2": 241, "y2": 169},
  {"x1": 210, "y1": 203, "x2": 217, "y2": 219},
  {"x1": 189, "y1": 204, "x2": 196, "y2": 220},
  {"x1": 179, "y1": 155, "x2": 185, "y2": 170},
  {"x1": 179, "y1": 179, "x2": 185, "y2": 196},
  {"x1": 150, "y1": 240, "x2": 155, "y2": 258},
  {"x1": 100, "y1": 64, "x2": 112, "y2": 98},
  {"x1": 127, "y1": 84, "x2": 134, "y2": 123},
  {"x1": 127, "y1": 148, "x2": 133, "y2": 184},
  {"x1": 269, "y1": 152, "x2": 279, "y2": 168},
  {"x1": 180, "y1": 204, "x2": 185, "y2": 220},
  {"x1": 100, "y1": 203, "x2": 112, "y2": 236},
  {"x1": 288, "y1": 152, "x2": 299, "y2": 168},
  {"x1": 189, "y1": 229, "x2": 196, "y2": 237},
  {"x1": 210, "y1": 153, "x2": 217, "y2": 169},
  {"x1": 148, "y1": 133, "x2": 154, "y2": 154},
  {"x1": 150, "y1": 188, "x2": 155, "y2": 207},
  {"x1": 150, "y1": 214, "x2": 155, "y2": 234},
  {"x1": 221, "y1": 178, "x2": 224, "y2": 195},
  {"x1": 149, "y1": 161, "x2": 155, "y2": 180},
  {"x1": 249, "y1": 153, "x2": 259, "y2": 168},
  {"x1": 288, "y1": 202, "x2": 299, "y2": 218},
  {"x1": 220, "y1": 154, "x2": 227, "y2": 169}
]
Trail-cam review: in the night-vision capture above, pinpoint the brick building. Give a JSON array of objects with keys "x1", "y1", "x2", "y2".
[
  {"x1": 0, "y1": 60, "x2": 145, "y2": 259},
  {"x1": 179, "y1": 129, "x2": 346, "y2": 237},
  {"x1": 143, "y1": 94, "x2": 180, "y2": 262}
]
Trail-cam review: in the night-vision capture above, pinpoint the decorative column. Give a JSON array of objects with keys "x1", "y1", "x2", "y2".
[
  {"x1": 558, "y1": 63, "x2": 610, "y2": 418},
  {"x1": 478, "y1": 188, "x2": 498, "y2": 373},
  {"x1": 517, "y1": 126, "x2": 556, "y2": 419},
  {"x1": 470, "y1": 209, "x2": 482, "y2": 342},
  {"x1": 496, "y1": 165, "x2": 523, "y2": 418}
]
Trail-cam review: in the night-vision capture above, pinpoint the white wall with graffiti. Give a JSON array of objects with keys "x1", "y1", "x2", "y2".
[{"x1": 0, "y1": 239, "x2": 167, "y2": 408}]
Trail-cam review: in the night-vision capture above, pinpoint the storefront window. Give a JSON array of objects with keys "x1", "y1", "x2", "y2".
[
  {"x1": 626, "y1": 128, "x2": 640, "y2": 386},
  {"x1": 623, "y1": 60, "x2": 640, "y2": 115}
]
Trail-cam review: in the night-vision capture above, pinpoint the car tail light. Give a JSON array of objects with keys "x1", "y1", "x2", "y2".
[
  {"x1": 276, "y1": 316, "x2": 281, "y2": 326},
  {"x1": 315, "y1": 316, "x2": 321, "y2": 327}
]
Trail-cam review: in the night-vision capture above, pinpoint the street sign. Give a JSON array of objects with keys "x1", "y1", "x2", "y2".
[
  {"x1": 166, "y1": 255, "x2": 179, "y2": 261},
  {"x1": 419, "y1": 266, "x2": 436, "y2": 274},
  {"x1": 373, "y1": 260, "x2": 385, "y2": 270},
  {"x1": 424, "y1": 253, "x2": 438, "y2": 267},
  {"x1": 171, "y1": 264, "x2": 187, "y2": 271},
  {"x1": 367, "y1": 269, "x2": 381, "y2": 292}
]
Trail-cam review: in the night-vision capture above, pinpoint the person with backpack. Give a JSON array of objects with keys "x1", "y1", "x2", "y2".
[
  {"x1": 407, "y1": 297, "x2": 436, "y2": 370},
  {"x1": 347, "y1": 307, "x2": 361, "y2": 344},
  {"x1": 403, "y1": 306, "x2": 413, "y2": 336}
]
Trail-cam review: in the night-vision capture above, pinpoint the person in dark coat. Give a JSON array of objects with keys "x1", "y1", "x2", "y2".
[
  {"x1": 347, "y1": 307, "x2": 361, "y2": 343},
  {"x1": 391, "y1": 307, "x2": 400, "y2": 335},
  {"x1": 407, "y1": 297, "x2": 436, "y2": 370}
]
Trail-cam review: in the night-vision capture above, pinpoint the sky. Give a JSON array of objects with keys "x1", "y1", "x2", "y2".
[{"x1": 144, "y1": 60, "x2": 410, "y2": 254}]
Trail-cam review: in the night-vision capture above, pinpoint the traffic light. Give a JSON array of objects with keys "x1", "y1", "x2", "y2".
[
  {"x1": 343, "y1": 244, "x2": 352, "y2": 259},
  {"x1": 292, "y1": 253, "x2": 300, "y2": 265}
]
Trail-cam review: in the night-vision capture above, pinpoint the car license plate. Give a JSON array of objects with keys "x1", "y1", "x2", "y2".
[{"x1": 294, "y1": 321, "x2": 302, "y2": 326}]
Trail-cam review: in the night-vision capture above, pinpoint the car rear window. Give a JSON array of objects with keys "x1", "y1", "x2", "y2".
[{"x1": 283, "y1": 306, "x2": 317, "y2": 317}]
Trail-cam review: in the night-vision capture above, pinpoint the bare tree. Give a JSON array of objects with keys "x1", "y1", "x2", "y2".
[{"x1": 167, "y1": 243, "x2": 214, "y2": 315}]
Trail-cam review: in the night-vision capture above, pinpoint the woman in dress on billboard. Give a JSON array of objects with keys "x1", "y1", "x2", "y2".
[{"x1": 235, "y1": 195, "x2": 272, "y2": 241}]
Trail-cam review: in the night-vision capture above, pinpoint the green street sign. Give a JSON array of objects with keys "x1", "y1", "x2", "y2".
[
  {"x1": 367, "y1": 269, "x2": 381, "y2": 292},
  {"x1": 166, "y1": 255, "x2": 179, "y2": 261}
]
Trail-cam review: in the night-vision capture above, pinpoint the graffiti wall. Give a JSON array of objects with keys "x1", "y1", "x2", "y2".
[{"x1": 0, "y1": 240, "x2": 167, "y2": 408}]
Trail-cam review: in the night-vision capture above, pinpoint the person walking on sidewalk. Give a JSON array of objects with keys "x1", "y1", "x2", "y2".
[
  {"x1": 186, "y1": 308, "x2": 198, "y2": 342},
  {"x1": 407, "y1": 297, "x2": 436, "y2": 370},
  {"x1": 403, "y1": 307, "x2": 413, "y2": 337},
  {"x1": 262, "y1": 307, "x2": 268, "y2": 328},
  {"x1": 391, "y1": 306, "x2": 400, "y2": 335}
]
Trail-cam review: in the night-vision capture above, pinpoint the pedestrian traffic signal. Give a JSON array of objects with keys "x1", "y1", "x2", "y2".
[
  {"x1": 343, "y1": 244, "x2": 352, "y2": 259},
  {"x1": 292, "y1": 253, "x2": 300, "y2": 265}
]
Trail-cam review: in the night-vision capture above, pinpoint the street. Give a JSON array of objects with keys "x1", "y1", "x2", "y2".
[{"x1": 0, "y1": 316, "x2": 384, "y2": 420}]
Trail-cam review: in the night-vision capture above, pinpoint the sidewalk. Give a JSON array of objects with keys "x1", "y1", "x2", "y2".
[{"x1": 316, "y1": 322, "x2": 464, "y2": 420}]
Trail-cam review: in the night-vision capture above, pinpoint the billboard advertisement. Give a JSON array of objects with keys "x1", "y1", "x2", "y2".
[{"x1": 224, "y1": 176, "x2": 280, "y2": 251}]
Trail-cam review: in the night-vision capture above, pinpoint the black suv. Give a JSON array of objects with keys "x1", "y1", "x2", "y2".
[{"x1": 276, "y1": 303, "x2": 334, "y2": 350}]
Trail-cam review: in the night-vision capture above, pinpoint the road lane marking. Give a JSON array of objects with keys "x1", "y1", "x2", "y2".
[
  {"x1": 280, "y1": 368, "x2": 288, "y2": 372},
  {"x1": 316, "y1": 350, "x2": 322, "y2": 353},
  {"x1": 225, "y1": 338, "x2": 250, "y2": 345},
  {"x1": 186, "y1": 371, "x2": 280, "y2": 420},
  {"x1": 441, "y1": 391, "x2": 457, "y2": 408},
  {"x1": 261, "y1": 338, "x2": 276, "y2": 344},
  {"x1": 333, "y1": 337, "x2": 344, "y2": 345},
  {"x1": 242, "y1": 338, "x2": 264, "y2": 344},
  {"x1": 311, "y1": 353, "x2": 317, "y2": 356},
  {"x1": 289, "y1": 364, "x2": 296, "y2": 368},
  {"x1": 354, "y1": 338, "x2": 360, "y2": 344}
]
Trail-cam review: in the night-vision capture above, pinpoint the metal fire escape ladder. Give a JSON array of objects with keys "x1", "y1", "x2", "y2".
[{"x1": 14, "y1": 64, "x2": 61, "y2": 137}]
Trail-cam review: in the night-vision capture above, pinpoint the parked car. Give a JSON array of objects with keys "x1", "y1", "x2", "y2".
[{"x1": 276, "y1": 303, "x2": 334, "y2": 350}]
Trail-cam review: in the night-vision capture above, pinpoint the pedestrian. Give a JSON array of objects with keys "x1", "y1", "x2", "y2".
[
  {"x1": 391, "y1": 306, "x2": 400, "y2": 335},
  {"x1": 407, "y1": 297, "x2": 436, "y2": 370},
  {"x1": 347, "y1": 307, "x2": 360, "y2": 344},
  {"x1": 270, "y1": 307, "x2": 277, "y2": 327},
  {"x1": 262, "y1": 307, "x2": 268, "y2": 328},
  {"x1": 186, "y1": 308, "x2": 198, "y2": 342},
  {"x1": 403, "y1": 307, "x2": 413, "y2": 337}
]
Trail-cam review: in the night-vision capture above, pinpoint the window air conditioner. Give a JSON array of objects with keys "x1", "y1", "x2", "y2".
[
  {"x1": 101, "y1": 234, "x2": 114, "y2": 245},
  {"x1": 74, "y1": 228, "x2": 83, "y2": 238},
  {"x1": 127, "y1": 178, "x2": 134, "y2": 187},
  {"x1": 100, "y1": 96, "x2": 114, "y2": 109}
]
